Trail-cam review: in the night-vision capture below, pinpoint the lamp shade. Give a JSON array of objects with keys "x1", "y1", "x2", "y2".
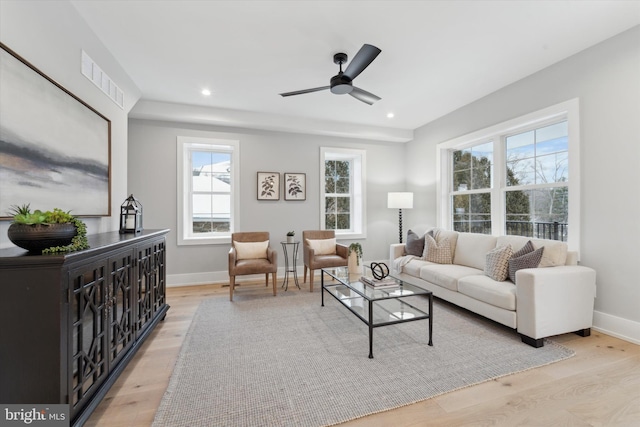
[{"x1": 387, "y1": 192, "x2": 413, "y2": 209}]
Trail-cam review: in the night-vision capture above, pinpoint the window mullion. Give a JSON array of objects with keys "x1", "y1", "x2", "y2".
[{"x1": 492, "y1": 136, "x2": 505, "y2": 236}]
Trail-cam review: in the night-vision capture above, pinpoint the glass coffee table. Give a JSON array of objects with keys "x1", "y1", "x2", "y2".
[{"x1": 321, "y1": 265, "x2": 433, "y2": 358}]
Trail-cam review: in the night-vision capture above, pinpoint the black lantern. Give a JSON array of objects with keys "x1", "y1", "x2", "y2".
[{"x1": 120, "y1": 194, "x2": 143, "y2": 233}]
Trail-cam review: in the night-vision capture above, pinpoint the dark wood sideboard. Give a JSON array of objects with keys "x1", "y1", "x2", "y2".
[{"x1": 0, "y1": 229, "x2": 170, "y2": 426}]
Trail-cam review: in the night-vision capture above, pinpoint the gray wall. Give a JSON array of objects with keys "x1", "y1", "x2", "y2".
[
  {"x1": 404, "y1": 26, "x2": 640, "y2": 342},
  {"x1": 0, "y1": 0, "x2": 140, "y2": 247},
  {"x1": 128, "y1": 119, "x2": 406, "y2": 285}
]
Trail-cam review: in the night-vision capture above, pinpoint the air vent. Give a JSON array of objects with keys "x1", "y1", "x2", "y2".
[{"x1": 81, "y1": 50, "x2": 124, "y2": 109}]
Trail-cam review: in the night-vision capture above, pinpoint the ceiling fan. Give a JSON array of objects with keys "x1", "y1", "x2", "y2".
[{"x1": 279, "y1": 44, "x2": 382, "y2": 105}]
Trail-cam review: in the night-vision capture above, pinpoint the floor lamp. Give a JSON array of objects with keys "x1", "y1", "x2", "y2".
[{"x1": 388, "y1": 192, "x2": 413, "y2": 243}]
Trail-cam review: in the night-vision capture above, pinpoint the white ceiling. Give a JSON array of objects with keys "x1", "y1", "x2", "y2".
[{"x1": 71, "y1": 0, "x2": 640, "y2": 139}]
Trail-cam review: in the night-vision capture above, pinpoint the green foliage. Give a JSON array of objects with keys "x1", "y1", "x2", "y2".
[
  {"x1": 348, "y1": 243, "x2": 363, "y2": 265},
  {"x1": 42, "y1": 216, "x2": 89, "y2": 254},
  {"x1": 287, "y1": 230, "x2": 295, "y2": 236},
  {"x1": 7, "y1": 204, "x2": 89, "y2": 254}
]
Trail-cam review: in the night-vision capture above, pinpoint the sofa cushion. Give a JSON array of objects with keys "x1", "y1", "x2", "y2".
[
  {"x1": 402, "y1": 259, "x2": 435, "y2": 277},
  {"x1": 458, "y1": 275, "x2": 517, "y2": 310},
  {"x1": 419, "y1": 264, "x2": 482, "y2": 292},
  {"x1": 454, "y1": 232, "x2": 498, "y2": 270},
  {"x1": 234, "y1": 240, "x2": 269, "y2": 260},
  {"x1": 532, "y1": 239, "x2": 568, "y2": 267},
  {"x1": 484, "y1": 244, "x2": 513, "y2": 281},
  {"x1": 508, "y1": 246, "x2": 544, "y2": 283},
  {"x1": 405, "y1": 230, "x2": 425, "y2": 257},
  {"x1": 306, "y1": 238, "x2": 336, "y2": 255},
  {"x1": 425, "y1": 233, "x2": 452, "y2": 264},
  {"x1": 497, "y1": 236, "x2": 568, "y2": 267}
]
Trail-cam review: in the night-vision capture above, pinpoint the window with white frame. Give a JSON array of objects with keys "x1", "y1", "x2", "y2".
[
  {"x1": 320, "y1": 147, "x2": 366, "y2": 238},
  {"x1": 177, "y1": 136, "x2": 239, "y2": 245},
  {"x1": 438, "y1": 99, "x2": 580, "y2": 251}
]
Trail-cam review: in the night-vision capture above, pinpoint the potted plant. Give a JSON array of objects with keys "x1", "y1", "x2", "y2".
[
  {"x1": 286, "y1": 230, "x2": 295, "y2": 243},
  {"x1": 348, "y1": 242, "x2": 363, "y2": 274},
  {"x1": 7, "y1": 204, "x2": 89, "y2": 254}
]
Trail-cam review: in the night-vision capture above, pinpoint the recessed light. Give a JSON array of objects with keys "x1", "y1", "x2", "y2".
[
  {"x1": 201, "y1": 89, "x2": 211, "y2": 96},
  {"x1": 387, "y1": 112, "x2": 395, "y2": 118}
]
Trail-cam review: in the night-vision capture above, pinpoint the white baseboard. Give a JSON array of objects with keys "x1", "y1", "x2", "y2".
[
  {"x1": 167, "y1": 266, "x2": 309, "y2": 288},
  {"x1": 593, "y1": 310, "x2": 640, "y2": 345}
]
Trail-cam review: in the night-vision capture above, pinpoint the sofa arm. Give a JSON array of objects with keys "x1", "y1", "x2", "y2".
[
  {"x1": 516, "y1": 265, "x2": 596, "y2": 340},
  {"x1": 390, "y1": 243, "x2": 406, "y2": 262}
]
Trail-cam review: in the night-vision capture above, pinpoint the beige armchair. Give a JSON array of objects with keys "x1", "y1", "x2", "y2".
[
  {"x1": 228, "y1": 232, "x2": 278, "y2": 301},
  {"x1": 303, "y1": 230, "x2": 348, "y2": 292}
]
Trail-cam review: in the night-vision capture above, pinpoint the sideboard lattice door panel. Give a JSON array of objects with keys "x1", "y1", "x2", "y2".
[
  {"x1": 136, "y1": 245, "x2": 154, "y2": 337},
  {"x1": 69, "y1": 261, "x2": 108, "y2": 417},
  {"x1": 151, "y1": 240, "x2": 166, "y2": 313},
  {"x1": 108, "y1": 250, "x2": 134, "y2": 367}
]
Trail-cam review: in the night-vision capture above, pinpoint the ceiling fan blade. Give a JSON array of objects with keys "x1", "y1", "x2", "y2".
[
  {"x1": 349, "y1": 86, "x2": 381, "y2": 105},
  {"x1": 279, "y1": 86, "x2": 330, "y2": 97},
  {"x1": 343, "y1": 44, "x2": 381, "y2": 80}
]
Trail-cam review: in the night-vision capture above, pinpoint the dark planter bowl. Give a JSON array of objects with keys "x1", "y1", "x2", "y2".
[{"x1": 8, "y1": 223, "x2": 77, "y2": 253}]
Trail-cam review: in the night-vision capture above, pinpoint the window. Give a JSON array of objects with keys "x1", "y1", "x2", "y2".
[
  {"x1": 177, "y1": 137, "x2": 239, "y2": 245},
  {"x1": 505, "y1": 121, "x2": 569, "y2": 241},
  {"x1": 437, "y1": 99, "x2": 580, "y2": 252},
  {"x1": 320, "y1": 147, "x2": 366, "y2": 238},
  {"x1": 452, "y1": 141, "x2": 493, "y2": 233}
]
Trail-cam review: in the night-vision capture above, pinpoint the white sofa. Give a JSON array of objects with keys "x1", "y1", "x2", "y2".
[{"x1": 390, "y1": 229, "x2": 596, "y2": 347}]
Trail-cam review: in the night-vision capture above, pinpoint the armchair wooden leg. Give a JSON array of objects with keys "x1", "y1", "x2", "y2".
[
  {"x1": 309, "y1": 271, "x2": 314, "y2": 293},
  {"x1": 265, "y1": 273, "x2": 269, "y2": 287},
  {"x1": 304, "y1": 266, "x2": 308, "y2": 283},
  {"x1": 230, "y1": 276, "x2": 235, "y2": 301},
  {"x1": 272, "y1": 272, "x2": 277, "y2": 296}
]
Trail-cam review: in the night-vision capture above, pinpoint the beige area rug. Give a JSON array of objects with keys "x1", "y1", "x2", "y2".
[{"x1": 153, "y1": 290, "x2": 574, "y2": 427}]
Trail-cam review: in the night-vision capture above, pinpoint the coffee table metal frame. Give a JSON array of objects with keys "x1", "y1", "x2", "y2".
[{"x1": 321, "y1": 266, "x2": 433, "y2": 358}]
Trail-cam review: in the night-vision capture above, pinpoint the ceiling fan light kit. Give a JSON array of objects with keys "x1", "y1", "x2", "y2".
[{"x1": 280, "y1": 43, "x2": 382, "y2": 105}]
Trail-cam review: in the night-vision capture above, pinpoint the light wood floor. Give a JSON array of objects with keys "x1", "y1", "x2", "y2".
[{"x1": 86, "y1": 282, "x2": 640, "y2": 427}]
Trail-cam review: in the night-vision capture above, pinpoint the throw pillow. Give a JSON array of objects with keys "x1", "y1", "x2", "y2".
[
  {"x1": 425, "y1": 233, "x2": 452, "y2": 264},
  {"x1": 234, "y1": 240, "x2": 269, "y2": 260},
  {"x1": 508, "y1": 247, "x2": 544, "y2": 284},
  {"x1": 421, "y1": 229, "x2": 436, "y2": 258},
  {"x1": 484, "y1": 244, "x2": 513, "y2": 281},
  {"x1": 306, "y1": 238, "x2": 336, "y2": 255},
  {"x1": 512, "y1": 240, "x2": 535, "y2": 259},
  {"x1": 405, "y1": 230, "x2": 425, "y2": 257}
]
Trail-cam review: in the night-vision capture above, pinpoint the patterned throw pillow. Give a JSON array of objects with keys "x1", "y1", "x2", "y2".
[
  {"x1": 484, "y1": 244, "x2": 513, "y2": 281},
  {"x1": 508, "y1": 245, "x2": 544, "y2": 284},
  {"x1": 513, "y1": 240, "x2": 535, "y2": 259},
  {"x1": 425, "y1": 233, "x2": 452, "y2": 264},
  {"x1": 405, "y1": 229, "x2": 425, "y2": 257},
  {"x1": 421, "y1": 229, "x2": 436, "y2": 258}
]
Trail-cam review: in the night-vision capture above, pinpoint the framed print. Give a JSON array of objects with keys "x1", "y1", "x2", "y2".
[
  {"x1": 0, "y1": 43, "x2": 111, "y2": 218},
  {"x1": 257, "y1": 172, "x2": 280, "y2": 200},
  {"x1": 284, "y1": 173, "x2": 306, "y2": 201}
]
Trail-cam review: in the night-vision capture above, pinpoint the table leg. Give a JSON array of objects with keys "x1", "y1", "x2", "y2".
[
  {"x1": 428, "y1": 293, "x2": 433, "y2": 346},
  {"x1": 281, "y1": 243, "x2": 289, "y2": 290},
  {"x1": 321, "y1": 270, "x2": 325, "y2": 307},
  {"x1": 368, "y1": 299, "x2": 374, "y2": 359},
  {"x1": 292, "y1": 242, "x2": 300, "y2": 289}
]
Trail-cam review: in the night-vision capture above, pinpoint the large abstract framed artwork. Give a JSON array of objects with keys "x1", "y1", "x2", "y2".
[{"x1": 0, "y1": 43, "x2": 111, "y2": 218}]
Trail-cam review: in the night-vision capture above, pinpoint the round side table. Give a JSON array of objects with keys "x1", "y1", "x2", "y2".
[{"x1": 280, "y1": 241, "x2": 301, "y2": 290}]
